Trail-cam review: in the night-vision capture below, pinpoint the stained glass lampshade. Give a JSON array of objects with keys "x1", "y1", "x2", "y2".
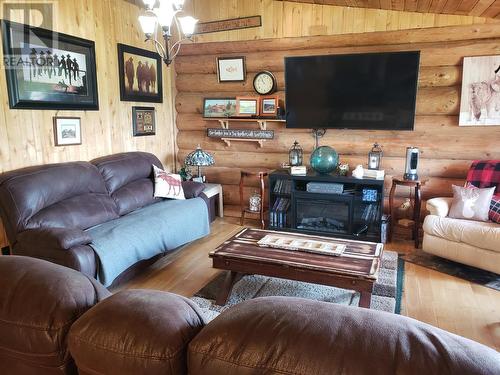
[{"x1": 184, "y1": 145, "x2": 215, "y2": 178}]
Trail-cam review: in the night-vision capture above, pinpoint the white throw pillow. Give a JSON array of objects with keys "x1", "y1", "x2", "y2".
[
  {"x1": 448, "y1": 185, "x2": 495, "y2": 222},
  {"x1": 153, "y1": 165, "x2": 185, "y2": 200}
]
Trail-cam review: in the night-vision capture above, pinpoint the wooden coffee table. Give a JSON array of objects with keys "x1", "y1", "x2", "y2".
[{"x1": 209, "y1": 228, "x2": 384, "y2": 308}]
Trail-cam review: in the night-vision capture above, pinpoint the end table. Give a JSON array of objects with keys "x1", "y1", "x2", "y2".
[
  {"x1": 388, "y1": 176, "x2": 428, "y2": 248},
  {"x1": 203, "y1": 183, "x2": 224, "y2": 219}
]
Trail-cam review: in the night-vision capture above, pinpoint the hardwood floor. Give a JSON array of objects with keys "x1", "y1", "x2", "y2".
[{"x1": 119, "y1": 218, "x2": 500, "y2": 350}]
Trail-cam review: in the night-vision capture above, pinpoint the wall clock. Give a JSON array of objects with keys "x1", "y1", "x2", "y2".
[{"x1": 253, "y1": 71, "x2": 277, "y2": 95}]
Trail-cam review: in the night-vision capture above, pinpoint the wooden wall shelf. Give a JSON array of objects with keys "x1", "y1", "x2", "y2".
[{"x1": 206, "y1": 118, "x2": 285, "y2": 148}]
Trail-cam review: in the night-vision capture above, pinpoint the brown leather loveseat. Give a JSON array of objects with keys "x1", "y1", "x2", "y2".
[
  {"x1": 0, "y1": 152, "x2": 209, "y2": 287},
  {"x1": 1, "y1": 256, "x2": 499, "y2": 375}
]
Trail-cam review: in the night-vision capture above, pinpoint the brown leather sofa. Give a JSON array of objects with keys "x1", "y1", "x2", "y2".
[
  {"x1": 1, "y1": 256, "x2": 499, "y2": 375},
  {"x1": 0, "y1": 152, "x2": 208, "y2": 286}
]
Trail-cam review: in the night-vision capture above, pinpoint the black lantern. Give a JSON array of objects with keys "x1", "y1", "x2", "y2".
[
  {"x1": 368, "y1": 143, "x2": 383, "y2": 170},
  {"x1": 289, "y1": 141, "x2": 303, "y2": 166}
]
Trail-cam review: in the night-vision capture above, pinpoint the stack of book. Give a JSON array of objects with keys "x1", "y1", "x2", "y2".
[
  {"x1": 273, "y1": 179, "x2": 292, "y2": 194},
  {"x1": 270, "y1": 197, "x2": 290, "y2": 228}
]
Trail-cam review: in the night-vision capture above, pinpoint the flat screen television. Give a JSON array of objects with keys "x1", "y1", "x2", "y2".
[{"x1": 284, "y1": 51, "x2": 420, "y2": 130}]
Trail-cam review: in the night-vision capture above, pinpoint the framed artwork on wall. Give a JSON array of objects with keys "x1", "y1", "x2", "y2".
[
  {"x1": 203, "y1": 98, "x2": 237, "y2": 118},
  {"x1": 132, "y1": 106, "x2": 156, "y2": 136},
  {"x1": 217, "y1": 56, "x2": 246, "y2": 82},
  {"x1": 260, "y1": 96, "x2": 278, "y2": 117},
  {"x1": 118, "y1": 43, "x2": 163, "y2": 103},
  {"x1": 1, "y1": 20, "x2": 99, "y2": 110},
  {"x1": 236, "y1": 96, "x2": 259, "y2": 117},
  {"x1": 459, "y1": 55, "x2": 500, "y2": 126},
  {"x1": 53, "y1": 117, "x2": 81, "y2": 146}
]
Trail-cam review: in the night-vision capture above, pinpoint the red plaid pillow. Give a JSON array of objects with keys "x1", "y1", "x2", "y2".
[
  {"x1": 490, "y1": 196, "x2": 500, "y2": 224},
  {"x1": 466, "y1": 160, "x2": 500, "y2": 223}
]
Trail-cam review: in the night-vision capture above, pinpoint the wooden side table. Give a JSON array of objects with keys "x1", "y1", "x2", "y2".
[
  {"x1": 203, "y1": 183, "x2": 224, "y2": 218},
  {"x1": 388, "y1": 177, "x2": 428, "y2": 248},
  {"x1": 240, "y1": 171, "x2": 268, "y2": 229}
]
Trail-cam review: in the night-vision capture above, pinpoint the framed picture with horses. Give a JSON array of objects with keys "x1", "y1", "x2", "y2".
[
  {"x1": 117, "y1": 43, "x2": 163, "y2": 103},
  {"x1": 1, "y1": 20, "x2": 99, "y2": 110}
]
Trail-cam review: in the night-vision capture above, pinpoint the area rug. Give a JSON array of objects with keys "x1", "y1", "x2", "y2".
[
  {"x1": 191, "y1": 251, "x2": 404, "y2": 322},
  {"x1": 402, "y1": 251, "x2": 500, "y2": 291}
]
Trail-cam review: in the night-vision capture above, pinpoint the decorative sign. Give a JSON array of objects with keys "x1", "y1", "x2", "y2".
[
  {"x1": 207, "y1": 128, "x2": 274, "y2": 140},
  {"x1": 132, "y1": 106, "x2": 156, "y2": 136},
  {"x1": 195, "y1": 16, "x2": 262, "y2": 35}
]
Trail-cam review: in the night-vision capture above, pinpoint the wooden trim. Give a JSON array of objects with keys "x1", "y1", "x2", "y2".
[{"x1": 181, "y1": 24, "x2": 500, "y2": 56}]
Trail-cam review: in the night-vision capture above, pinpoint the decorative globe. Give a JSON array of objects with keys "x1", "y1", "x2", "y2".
[{"x1": 310, "y1": 146, "x2": 339, "y2": 174}]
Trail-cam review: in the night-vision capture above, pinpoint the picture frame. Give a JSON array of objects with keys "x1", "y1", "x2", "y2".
[
  {"x1": 118, "y1": 43, "x2": 163, "y2": 103},
  {"x1": 217, "y1": 56, "x2": 246, "y2": 82},
  {"x1": 132, "y1": 106, "x2": 156, "y2": 136},
  {"x1": 2, "y1": 20, "x2": 99, "y2": 110},
  {"x1": 236, "y1": 96, "x2": 259, "y2": 117},
  {"x1": 260, "y1": 96, "x2": 278, "y2": 117},
  {"x1": 53, "y1": 117, "x2": 82, "y2": 146},
  {"x1": 203, "y1": 98, "x2": 237, "y2": 118},
  {"x1": 459, "y1": 55, "x2": 500, "y2": 126}
]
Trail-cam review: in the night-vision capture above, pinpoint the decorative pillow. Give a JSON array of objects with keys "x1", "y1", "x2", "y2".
[
  {"x1": 449, "y1": 185, "x2": 495, "y2": 222},
  {"x1": 182, "y1": 180, "x2": 205, "y2": 199},
  {"x1": 153, "y1": 165, "x2": 185, "y2": 200},
  {"x1": 490, "y1": 195, "x2": 500, "y2": 224}
]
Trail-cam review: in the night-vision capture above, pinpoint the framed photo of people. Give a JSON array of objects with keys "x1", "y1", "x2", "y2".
[
  {"x1": 132, "y1": 106, "x2": 156, "y2": 136},
  {"x1": 1, "y1": 20, "x2": 99, "y2": 110},
  {"x1": 118, "y1": 43, "x2": 163, "y2": 103}
]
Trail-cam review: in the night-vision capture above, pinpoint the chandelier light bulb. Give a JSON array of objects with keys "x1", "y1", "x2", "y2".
[
  {"x1": 138, "y1": 15, "x2": 157, "y2": 38},
  {"x1": 178, "y1": 16, "x2": 198, "y2": 37},
  {"x1": 154, "y1": 1, "x2": 176, "y2": 28},
  {"x1": 142, "y1": 0, "x2": 156, "y2": 10},
  {"x1": 172, "y1": 0, "x2": 185, "y2": 10}
]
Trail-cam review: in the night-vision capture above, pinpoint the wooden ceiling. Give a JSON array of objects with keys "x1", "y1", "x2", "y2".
[
  {"x1": 281, "y1": 0, "x2": 500, "y2": 19},
  {"x1": 127, "y1": 0, "x2": 500, "y2": 19}
]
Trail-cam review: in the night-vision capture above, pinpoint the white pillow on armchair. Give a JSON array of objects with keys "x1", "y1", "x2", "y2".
[{"x1": 153, "y1": 165, "x2": 186, "y2": 200}]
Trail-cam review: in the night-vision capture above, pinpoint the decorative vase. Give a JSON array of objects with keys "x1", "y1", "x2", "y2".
[
  {"x1": 310, "y1": 146, "x2": 339, "y2": 174},
  {"x1": 249, "y1": 191, "x2": 261, "y2": 212}
]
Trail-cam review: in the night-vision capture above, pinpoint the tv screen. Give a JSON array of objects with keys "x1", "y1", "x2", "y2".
[{"x1": 284, "y1": 51, "x2": 420, "y2": 130}]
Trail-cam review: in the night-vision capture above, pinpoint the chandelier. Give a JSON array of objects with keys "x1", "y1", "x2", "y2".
[{"x1": 138, "y1": 0, "x2": 198, "y2": 66}]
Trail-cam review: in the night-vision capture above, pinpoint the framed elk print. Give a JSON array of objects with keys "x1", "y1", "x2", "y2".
[
  {"x1": 118, "y1": 43, "x2": 163, "y2": 103},
  {"x1": 459, "y1": 55, "x2": 500, "y2": 126},
  {"x1": 2, "y1": 20, "x2": 99, "y2": 110},
  {"x1": 132, "y1": 106, "x2": 156, "y2": 136},
  {"x1": 53, "y1": 117, "x2": 82, "y2": 146}
]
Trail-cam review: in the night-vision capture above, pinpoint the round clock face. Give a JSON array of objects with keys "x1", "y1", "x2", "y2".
[{"x1": 253, "y1": 71, "x2": 276, "y2": 95}]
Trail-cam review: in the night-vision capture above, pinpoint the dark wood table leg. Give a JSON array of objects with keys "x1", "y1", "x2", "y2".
[
  {"x1": 216, "y1": 271, "x2": 242, "y2": 305},
  {"x1": 359, "y1": 291, "x2": 372, "y2": 308},
  {"x1": 414, "y1": 184, "x2": 422, "y2": 248}
]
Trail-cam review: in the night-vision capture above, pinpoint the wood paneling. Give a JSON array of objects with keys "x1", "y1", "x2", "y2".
[
  {"x1": 0, "y1": 0, "x2": 176, "y2": 247},
  {"x1": 281, "y1": 0, "x2": 500, "y2": 19},
  {"x1": 189, "y1": 0, "x2": 495, "y2": 44},
  {"x1": 175, "y1": 23, "x2": 500, "y2": 219}
]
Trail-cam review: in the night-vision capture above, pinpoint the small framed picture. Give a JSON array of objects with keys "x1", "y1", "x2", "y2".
[
  {"x1": 203, "y1": 98, "x2": 237, "y2": 118},
  {"x1": 217, "y1": 57, "x2": 246, "y2": 82},
  {"x1": 132, "y1": 106, "x2": 156, "y2": 136},
  {"x1": 53, "y1": 117, "x2": 82, "y2": 146},
  {"x1": 236, "y1": 97, "x2": 259, "y2": 117},
  {"x1": 260, "y1": 96, "x2": 278, "y2": 117}
]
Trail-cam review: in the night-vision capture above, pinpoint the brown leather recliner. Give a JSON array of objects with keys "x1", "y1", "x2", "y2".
[
  {"x1": 0, "y1": 152, "x2": 209, "y2": 286},
  {"x1": 1, "y1": 256, "x2": 499, "y2": 375}
]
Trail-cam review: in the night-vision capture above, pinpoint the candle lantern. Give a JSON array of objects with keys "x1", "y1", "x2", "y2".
[
  {"x1": 368, "y1": 143, "x2": 383, "y2": 170},
  {"x1": 289, "y1": 141, "x2": 303, "y2": 167},
  {"x1": 249, "y1": 191, "x2": 262, "y2": 212}
]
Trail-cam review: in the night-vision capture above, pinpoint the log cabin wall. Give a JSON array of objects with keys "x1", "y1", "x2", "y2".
[
  {"x1": 0, "y1": 0, "x2": 176, "y2": 247},
  {"x1": 175, "y1": 22, "x2": 500, "y2": 219}
]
